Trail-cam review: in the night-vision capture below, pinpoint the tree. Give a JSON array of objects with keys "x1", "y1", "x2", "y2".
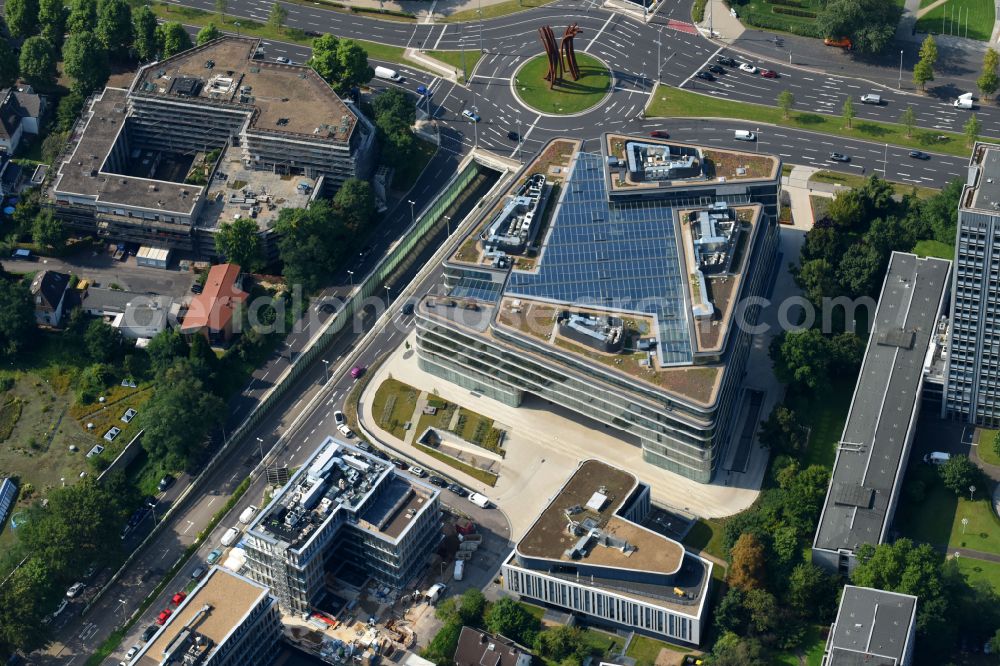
[
  {"x1": 743, "y1": 589, "x2": 779, "y2": 635},
  {"x1": 0, "y1": 279, "x2": 35, "y2": 358},
  {"x1": 5, "y1": 0, "x2": 40, "y2": 38},
  {"x1": 715, "y1": 588, "x2": 750, "y2": 635},
  {"x1": 841, "y1": 96, "x2": 854, "y2": 129},
  {"x1": 794, "y1": 258, "x2": 840, "y2": 306},
  {"x1": 937, "y1": 456, "x2": 986, "y2": 496},
  {"x1": 38, "y1": 0, "x2": 67, "y2": 47},
  {"x1": 56, "y1": 90, "x2": 86, "y2": 132},
  {"x1": 0, "y1": 40, "x2": 17, "y2": 91},
  {"x1": 197, "y1": 23, "x2": 222, "y2": 45},
  {"x1": 770, "y1": 329, "x2": 832, "y2": 392},
  {"x1": 817, "y1": 0, "x2": 900, "y2": 54},
  {"x1": 900, "y1": 106, "x2": 916, "y2": 138},
  {"x1": 422, "y1": 622, "x2": 462, "y2": 666},
  {"x1": 67, "y1": 0, "x2": 98, "y2": 34},
  {"x1": 84, "y1": 319, "x2": 120, "y2": 362},
  {"x1": 709, "y1": 632, "x2": 765, "y2": 666},
  {"x1": 863, "y1": 216, "x2": 915, "y2": 258},
  {"x1": 964, "y1": 113, "x2": 981, "y2": 147},
  {"x1": 215, "y1": 217, "x2": 263, "y2": 272},
  {"x1": 19, "y1": 36, "x2": 57, "y2": 89},
  {"x1": 535, "y1": 626, "x2": 588, "y2": 662},
  {"x1": 837, "y1": 242, "x2": 883, "y2": 297},
  {"x1": 309, "y1": 35, "x2": 374, "y2": 93},
  {"x1": 801, "y1": 220, "x2": 847, "y2": 264},
  {"x1": 332, "y1": 178, "x2": 376, "y2": 233},
  {"x1": 787, "y1": 563, "x2": 837, "y2": 621},
  {"x1": 777, "y1": 90, "x2": 794, "y2": 120},
  {"x1": 132, "y1": 5, "x2": 160, "y2": 62},
  {"x1": 31, "y1": 209, "x2": 67, "y2": 250},
  {"x1": 456, "y1": 588, "x2": 486, "y2": 625},
  {"x1": 483, "y1": 598, "x2": 540, "y2": 646},
  {"x1": 146, "y1": 328, "x2": 189, "y2": 376},
  {"x1": 728, "y1": 533, "x2": 767, "y2": 592},
  {"x1": 268, "y1": 1, "x2": 288, "y2": 30},
  {"x1": 829, "y1": 331, "x2": 865, "y2": 371},
  {"x1": 0, "y1": 557, "x2": 60, "y2": 655},
  {"x1": 372, "y1": 87, "x2": 417, "y2": 167},
  {"x1": 158, "y1": 22, "x2": 192, "y2": 58},
  {"x1": 62, "y1": 31, "x2": 111, "y2": 95},
  {"x1": 274, "y1": 201, "x2": 353, "y2": 292},
  {"x1": 827, "y1": 189, "x2": 866, "y2": 231},
  {"x1": 758, "y1": 405, "x2": 806, "y2": 455},
  {"x1": 215, "y1": 0, "x2": 228, "y2": 18},
  {"x1": 95, "y1": 0, "x2": 132, "y2": 58},
  {"x1": 77, "y1": 362, "x2": 112, "y2": 402},
  {"x1": 140, "y1": 359, "x2": 224, "y2": 467},
  {"x1": 978, "y1": 48, "x2": 999, "y2": 99},
  {"x1": 991, "y1": 628, "x2": 1000, "y2": 657},
  {"x1": 913, "y1": 36, "x2": 937, "y2": 91}
]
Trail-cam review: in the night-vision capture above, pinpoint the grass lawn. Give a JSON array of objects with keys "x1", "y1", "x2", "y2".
[
  {"x1": 427, "y1": 50, "x2": 484, "y2": 82},
  {"x1": 809, "y1": 169, "x2": 941, "y2": 199},
  {"x1": 441, "y1": 0, "x2": 555, "y2": 22},
  {"x1": 514, "y1": 53, "x2": 612, "y2": 115},
  {"x1": 684, "y1": 518, "x2": 728, "y2": 561},
  {"x1": 976, "y1": 428, "x2": 1000, "y2": 466},
  {"x1": 392, "y1": 138, "x2": 437, "y2": 195},
  {"x1": 371, "y1": 378, "x2": 421, "y2": 440},
  {"x1": 774, "y1": 625, "x2": 827, "y2": 666},
  {"x1": 956, "y1": 556, "x2": 1000, "y2": 591},
  {"x1": 626, "y1": 634, "x2": 687, "y2": 666},
  {"x1": 151, "y1": 2, "x2": 433, "y2": 75},
  {"x1": 915, "y1": 0, "x2": 995, "y2": 41},
  {"x1": 950, "y1": 495, "x2": 1000, "y2": 555},
  {"x1": 786, "y1": 378, "x2": 855, "y2": 469},
  {"x1": 810, "y1": 194, "x2": 832, "y2": 222},
  {"x1": 912, "y1": 239, "x2": 955, "y2": 260},
  {"x1": 646, "y1": 86, "x2": 989, "y2": 157},
  {"x1": 740, "y1": 0, "x2": 824, "y2": 33}
]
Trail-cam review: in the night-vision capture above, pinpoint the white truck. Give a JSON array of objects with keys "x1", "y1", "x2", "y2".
[
  {"x1": 374, "y1": 66, "x2": 402, "y2": 82},
  {"x1": 468, "y1": 492, "x2": 490, "y2": 508},
  {"x1": 954, "y1": 93, "x2": 975, "y2": 109},
  {"x1": 453, "y1": 560, "x2": 465, "y2": 581}
]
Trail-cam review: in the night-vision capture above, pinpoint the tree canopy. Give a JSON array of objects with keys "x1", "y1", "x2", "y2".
[
  {"x1": 309, "y1": 34, "x2": 374, "y2": 93},
  {"x1": 140, "y1": 359, "x2": 224, "y2": 468},
  {"x1": 62, "y1": 31, "x2": 111, "y2": 94},
  {"x1": 38, "y1": 0, "x2": 67, "y2": 47},
  {"x1": 158, "y1": 22, "x2": 192, "y2": 58},
  {"x1": 197, "y1": 23, "x2": 223, "y2": 46},
  {"x1": 483, "y1": 598, "x2": 540, "y2": 646},
  {"x1": 19, "y1": 36, "x2": 57, "y2": 88},
  {"x1": 95, "y1": 0, "x2": 132, "y2": 58},
  {"x1": 817, "y1": 0, "x2": 900, "y2": 54},
  {"x1": 132, "y1": 6, "x2": 160, "y2": 62},
  {"x1": 0, "y1": 278, "x2": 36, "y2": 358},
  {"x1": 31, "y1": 209, "x2": 68, "y2": 250},
  {"x1": 937, "y1": 456, "x2": 986, "y2": 496},
  {"x1": 5, "y1": 0, "x2": 39, "y2": 39},
  {"x1": 67, "y1": 0, "x2": 98, "y2": 34},
  {"x1": 372, "y1": 87, "x2": 417, "y2": 167},
  {"x1": 215, "y1": 217, "x2": 264, "y2": 272}
]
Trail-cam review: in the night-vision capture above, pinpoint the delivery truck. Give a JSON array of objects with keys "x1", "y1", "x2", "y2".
[{"x1": 374, "y1": 66, "x2": 402, "y2": 82}]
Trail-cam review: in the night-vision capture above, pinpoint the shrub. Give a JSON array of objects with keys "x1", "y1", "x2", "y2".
[
  {"x1": 771, "y1": 5, "x2": 817, "y2": 17},
  {"x1": 692, "y1": 0, "x2": 708, "y2": 21},
  {"x1": 742, "y1": 9, "x2": 824, "y2": 35}
]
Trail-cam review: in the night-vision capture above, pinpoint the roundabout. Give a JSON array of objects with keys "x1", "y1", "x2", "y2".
[{"x1": 512, "y1": 52, "x2": 613, "y2": 116}]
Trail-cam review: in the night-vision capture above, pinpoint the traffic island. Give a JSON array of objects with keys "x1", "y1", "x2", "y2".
[{"x1": 513, "y1": 53, "x2": 613, "y2": 115}]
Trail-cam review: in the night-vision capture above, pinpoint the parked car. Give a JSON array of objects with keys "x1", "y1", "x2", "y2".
[
  {"x1": 355, "y1": 441, "x2": 372, "y2": 452},
  {"x1": 141, "y1": 625, "x2": 159, "y2": 642},
  {"x1": 156, "y1": 609, "x2": 173, "y2": 625},
  {"x1": 171, "y1": 591, "x2": 187, "y2": 606},
  {"x1": 274, "y1": 56, "x2": 291, "y2": 64},
  {"x1": 824, "y1": 37, "x2": 852, "y2": 48},
  {"x1": 334, "y1": 410, "x2": 346, "y2": 426},
  {"x1": 909, "y1": 150, "x2": 930, "y2": 160},
  {"x1": 448, "y1": 483, "x2": 469, "y2": 497},
  {"x1": 738, "y1": 63, "x2": 757, "y2": 73},
  {"x1": 696, "y1": 71, "x2": 715, "y2": 81},
  {"x1": 391, "y1": 458, "x2": 407, "y2": 469},
  {"x1": 507, "y1": 130, "x2": 520, "y2": 141},
  {"x1": 190, "y1": 565, "x2": 206, "y2": 579},
  {"x1": 428, "y1": 475, "x2": 448, "y2": 487},
  {"x1": 717, "y1": 56, "x2": 737, "y2": 67},
  {"x1": 759, "y1": 69, "x2": 778, "y2": 78},
  {"x1": 829, "y1": 152, "x2": 851, "y2": 162},
  {"x1": 157, "y1": 475, "x2": 175, "y2": 492},
  {"x1": 708, "y1": 65, "x2": 726, "y2": 74},
  {"x1": 408, "y1": 465, "x2": 427, "y2": 478},
  {"x1": 649, "y1": 130, "x2": 670, "y2": 138},
  {"x1": 462, "y1": 108, "x2": 481, "y2": 122},
  {"x1": 207, "y1": 548, "x2": 223, "y2": 565},
  {"x1": 190, "y1": 283, "x2": 203, "y2": 294},
  {"x1": 66, "y1": 582, "x2": 85, "y2": 599},
  {"x1": 125, "y1": 645, "x2": 142, "y2": 659}
]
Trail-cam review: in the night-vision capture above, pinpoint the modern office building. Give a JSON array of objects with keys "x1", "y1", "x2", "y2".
[
  {"x1": 48, "y1": 36, "x2": 375, "y2": 256},
  {"x1": 242, "y1": 437, "x2": 441, "y2": 615},
  {"x1": 945, "y1": 141, "x2": 1000, "y2": 426},
  {"x1": 821, "y1": 586, "x2": 917, "y2": 666},
  {"x1": 813, "y1": 253, "x2": 951, "y2": 574},
  {"x1": 131, "y1": 566, "x2": 282, "y2": 666},
  {"x1": 500, "y1": 460, "x2": 712, "y2": 645},
  {"x1": 415, "y1": 134, "x2": 782, "y2": 482}
]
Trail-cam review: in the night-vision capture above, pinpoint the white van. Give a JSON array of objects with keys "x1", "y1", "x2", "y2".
[
  {"x1": 425, "y1": 582, "x2": 447, "y2": 604},
  {"x1": 453, "y1": 560, "x2": 465, "y2": 581},
  {"x1": 860, "y1": 94, "x2": 881, "y2": 104},
  {"x1": 220, "y1": 527, "x2": 240, "y2": 547},
  {"x1": 374, "y1": 66, "x2": 402, "y2": 82},
  {"x1": 734, "y1": 130, "x2": 756, "y2": 141},
  {"x1": 238, "y1": 506, "x2": 258, "y2": 525},
  {"x1": 923, "y1": 451, "x2": 951, "y2": 465},
  {"x1": 468, "y1": 492, "x2": 490, "y2": 508}
]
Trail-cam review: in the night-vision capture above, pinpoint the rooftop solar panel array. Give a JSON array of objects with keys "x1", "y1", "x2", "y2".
[{"x1": 505, "y1": 152, "x2": 693, "y2": 365}]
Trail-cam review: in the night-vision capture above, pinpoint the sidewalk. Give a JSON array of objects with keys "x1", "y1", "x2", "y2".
[
  {"x1": 696, "y1": 0, "x2": 744, "y2": 40},
  {"x1": 336, "y1": 0, "x2": 536, "y2": 20}
]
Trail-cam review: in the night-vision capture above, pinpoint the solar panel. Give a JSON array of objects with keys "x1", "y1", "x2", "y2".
[{"x1": 505, "y1": 152, "x2": 693, "y2": 365}]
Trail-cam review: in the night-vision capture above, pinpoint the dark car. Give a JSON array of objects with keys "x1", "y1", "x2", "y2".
[
  {"x1": 909, "y1": 150, "x2": 931, "y2": 160},
  {"x1": 401, "y1": 302, "x2": 415, "y2": 315},
  {"x1": 829, "y1": 153, "x2": 851, "y2": 162},
  {"x1": 696, "y1": 71, "x2": 715, "y2": 81},
  {"x1": 190, "y1": 283, "x2": 203, "y2": 294},
  {"x1": 448, "y1": 483, "x2": 469, "y2": 497},
  {"x1": 391, "y1": 458, "x2": 408, "y2": 469},
  {"x1": 649, "y1": 130, "x2": 670, "y2": 138},
  {"x1": 428, "y1": 476, "x2": 448, "y2": 487},
  {"x1": 708, "y1": 65, "x2": 726, "y2": 74},
  {"x1": 759, "y1": 69, "x2": 778, "y2": 78},
  {"x1": 717, "y1": 56, "x2": 737, "y2": 67},
  {"x1": 157, "y1": 475, "x2": 175, "y2": 492},
  {"x1": 355, "y1": 441, "x2": 372, "y2": 453},
  {"x1": 507, "y1": 130, "x2": 519, "y2": 141},
  {"x1": 141, "y1": 625, "x2": 159, "y2": 642}
]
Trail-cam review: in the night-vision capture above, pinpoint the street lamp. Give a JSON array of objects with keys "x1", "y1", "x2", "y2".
[
  {"x1": 655, "y1": 28, "x2": 662, "y2": 83},
  {"x1": 755, "y1": 128, "x2": 760, "y2": 153},
  {"x1": 148, "y1": 500, "x2": 158, "y2": 525},
  {"x1": 898, "y1": 50, "x2": 903, "y2": 89},
  {"x1": 471, "y1": 107, "x2": 479, "y2": 147},
  {"x1": 962, "y1": 517, "x2": 969, "y2": 534},
  {"x1": 117, "y1": 598, "x2": 128, "y2": 621},
  {"x1": 347, "y1": 269, "x2": 354, "y2": 287},
  {"x1": 478, "y1": 0, "x2": 484, "y2": 53},
  {"x1": 255, "y1": 436, "x2": 265, "y2": 461},
  {"x1": 407, "y1": 199, "x2": 416, "y2": 226},
  {"x1": 970, "y1": 484, "x2": 977, "y2": 501},
  {"x1": 384, "y1": 285, "x2": 392, "y2": 305},
  {"x1": 443, "y1": 214, "x2": 453, "y2": 236},
  {"x1": 321, "y1": 359, "x2": 330, "y2": 383}
]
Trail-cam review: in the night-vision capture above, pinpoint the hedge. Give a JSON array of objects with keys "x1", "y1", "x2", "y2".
[
  {"x1": 692, "y1": 0, "x2": 708, "y2": 22},
  {"x1": 771, "y1": 6, "x2": 817, "y2": 17},
  {"x1": 741, "y1": 9, "x2": 824, "y2": 35},
  {"x1": 769, "y1": 0, "x2": 806, "y2": 7}
]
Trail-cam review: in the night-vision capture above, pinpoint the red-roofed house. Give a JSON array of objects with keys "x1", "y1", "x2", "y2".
[{"x1": 180, "y1": 263, "x2": 248, "y2": 345}]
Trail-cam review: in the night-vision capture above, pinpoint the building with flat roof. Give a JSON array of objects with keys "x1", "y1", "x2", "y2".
[
  {"x1": 812, "y1": 253, "x2": 951, "y2": 574},
  {"x1": 944, "y1": 141, "x2": 1000, "y2": 426},
  {"x1": 130, "y1": 566, "x2": 281, "y2": 666},
  {"x1": 821, "y1": 586, "x2": 917, "y2": 666},
  {"x1": 500, "y1": 460, "x2": 713, "y2": 645},
  {"x1": 49, "y1": 36, "x2": 374, "y2": 257},
  {"x1": 415, "y1": 135, "x2": 781, "y2": 482},
  {"x1": 243, "y1": 437, "x2": 441, "y2": 615}
]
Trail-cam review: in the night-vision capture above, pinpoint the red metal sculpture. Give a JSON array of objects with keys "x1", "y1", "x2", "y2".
[{"x1": 537, "y1": 24, "x2": 583, "y2": 89}]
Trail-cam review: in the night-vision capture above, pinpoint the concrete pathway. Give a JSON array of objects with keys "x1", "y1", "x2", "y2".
[
  {"x1": 896, "y1": 0, "x2": 923, "y2": 43},
  {"x1": 916, "y1": 0, "x2": 948, "y2": 20},
  {"x1": 697, "y1": 0, "x2": 744, "y2": 41}
]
